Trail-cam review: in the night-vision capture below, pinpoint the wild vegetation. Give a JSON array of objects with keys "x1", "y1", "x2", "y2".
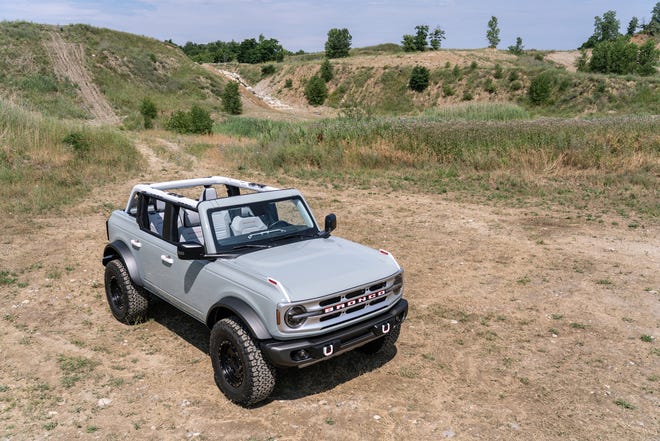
[
  {"x1": 0, "y1": 20, "x2": 657, "y2": 222},
  {"x1": 0, "y1": 98, "x2": 140, "y2": 213},
  {"x1": 217, "y1": 106, "x2": 658, "y2": 218},
  {"x1": 0, "y1": 21, "x2": 225, "y2": 127}
]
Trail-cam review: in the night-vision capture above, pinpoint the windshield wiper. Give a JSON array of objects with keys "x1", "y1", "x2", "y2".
[
  {"x1": 272, "y1": 231, "x2": 318, "y2": 242},
  {"x1": 247, "y1": 228, "x2": 286, "y2": 239},
  {"x1": 230, "y1": 243, "x2": 271, "y2": 251}
]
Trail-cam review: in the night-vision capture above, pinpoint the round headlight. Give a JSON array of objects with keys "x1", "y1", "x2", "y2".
[{"x1": 284, "y1": 305, "x2": 306, "y2": 328}]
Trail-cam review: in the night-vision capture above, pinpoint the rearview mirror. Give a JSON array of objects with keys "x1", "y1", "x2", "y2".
[
  {"x1": 177, "y1": 241, "x2": 206, "y2": 260},
  {"x1": 324, "y1": 213, "x2": 337, "y2": 234}
]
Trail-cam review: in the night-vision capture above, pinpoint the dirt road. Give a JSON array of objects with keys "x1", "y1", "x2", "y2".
[
  {"x1": 45, "y1": 32, "x2": 119, "y2": 125},
  {"x1": 1, "y1": 136, "x2": 658, "y2": 440}
]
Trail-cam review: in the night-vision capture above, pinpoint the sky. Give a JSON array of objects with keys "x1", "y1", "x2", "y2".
[{"x1": 0, "y1": 0, "x2": 656, "y2": 52}]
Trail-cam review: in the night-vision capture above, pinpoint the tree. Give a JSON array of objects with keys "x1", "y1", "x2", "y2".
[
  {"x1": 180, "y1": 36, "x2": 283, "y2": 64},
  {"x1": 139, "y1": 97, "x2": 157, "y2": 129},
  {"x1": 646, "y1": 2, "x2": 660, "y2": 35},
  {"x1": 627, "y1": 17, "x2": 639, "y2": 36},
  {"x1": 402, "y1": 34, "x2": 416, "y2": 52},
  {"x1": 486, "y1": 16, "x2": 500, "y2": 48},
  {"x1": 413, "y1": 25, "x2": 429, "y2": 51},
  {"x1": 588, "y1": 36, "x2": 638, "y2": 74},
  {"x1": 408, "y1": 66, "x2": 430, "y2": 92},
  {"x1": 508, "y1": 37, "x2": 524, "y2": 55},
  {"x1": 304, "y1": 76, "x2": 328, "y2": 105},
  {"x1": 325, "y1": 28, "x2": 352, "y2": 58},
  {"x1": 222, "y1": 81, "x2": 242, "y2": 115},
  {"x1": 429, "y1": 26, "x2": 446, "y2": 50},
  {"x1": 320, "y1": 59, "x2": 333, "y2": 82},
  {"x1": 581, "y1": 10, "x2": 620, "y2": 48},
  {"x1": 402, "y1": 25, "x2": 432, "y2": 51},
  {"x1": 637, "y1": 39, "x2": 660, "y2": 76}
]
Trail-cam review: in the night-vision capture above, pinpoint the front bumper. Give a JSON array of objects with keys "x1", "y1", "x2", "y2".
[{"x1": 261, "y1": 299, "x2": 408, "y2": 367}]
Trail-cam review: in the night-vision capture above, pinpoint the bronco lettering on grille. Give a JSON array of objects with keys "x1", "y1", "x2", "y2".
[{"x1": 323, "y1": 290, "x2": 386, "y2": 314}]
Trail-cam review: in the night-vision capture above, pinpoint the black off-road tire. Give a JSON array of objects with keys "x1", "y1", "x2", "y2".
[
  {"x1": 104, "y1": 259, "x2": 148, "y2": 324},
  {"x1": 210, "y1": 317, "x2": 276, "y2": 407},
  {"x1": 358, "y1": 323, "x2": 401, "y2": 354}
]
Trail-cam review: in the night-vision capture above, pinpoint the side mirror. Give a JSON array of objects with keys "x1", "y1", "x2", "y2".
[
  {"x1": 324, "y1": 213, "x2": 337, "y2": 235},
  {"x1": 177, "y1": 241, "x2": 206, "y2": 260}
]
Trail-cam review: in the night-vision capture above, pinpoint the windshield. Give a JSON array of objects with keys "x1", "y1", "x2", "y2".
[{"x1": 207, "y1": 196, "x2": 318, "y2": 251}]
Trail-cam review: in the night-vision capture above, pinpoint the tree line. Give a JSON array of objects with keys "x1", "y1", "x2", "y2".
[
  {"x1": 577, "y1": 4, "x2": 660, "y2": 75},
  {"x1": 180, "y1": 34, "x2": 287, "y2": 63}
]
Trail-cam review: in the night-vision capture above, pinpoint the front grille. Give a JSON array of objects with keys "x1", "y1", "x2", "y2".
[{"x1": 278, "y1": 271, "x2": 404, "y2": 333}]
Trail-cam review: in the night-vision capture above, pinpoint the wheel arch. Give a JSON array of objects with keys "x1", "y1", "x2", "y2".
[
  {"x1": 102, "y1": 241, "x2": 143, "y2": 286},
  {"x1": 206, "y1": 297, "x2": 271, "y2": 341}
]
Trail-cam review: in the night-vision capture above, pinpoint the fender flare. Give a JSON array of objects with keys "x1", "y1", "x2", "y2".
[
  {"x1": 102, "y1": 241, "x2": 143, "y2": 286},
  {"x1": 207, "y1": 297, "x2": 271, "y2": 340}
]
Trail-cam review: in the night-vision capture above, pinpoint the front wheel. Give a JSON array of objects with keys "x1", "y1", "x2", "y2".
[
  {"x1": 104, "y1": 259, "x2": 148, "y2": 324},
  {"x1": 210, "y1": 317, "x2": 276, "y2": 406}
]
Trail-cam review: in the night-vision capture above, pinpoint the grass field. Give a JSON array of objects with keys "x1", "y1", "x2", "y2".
[
  {"x1": 0, "y1": 99, "x2": 141, "y2": 213},
  {"x1": 216, "y1": 105, "x2": 659, "y2": 219}
]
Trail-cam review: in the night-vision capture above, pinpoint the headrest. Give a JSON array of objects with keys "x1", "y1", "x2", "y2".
[
  {"x1": 183, "y1": 209, "x2": 201, "y2": 227},
  {"x1": 200, "y1": 187, "x2": 217, "y2": 201}
]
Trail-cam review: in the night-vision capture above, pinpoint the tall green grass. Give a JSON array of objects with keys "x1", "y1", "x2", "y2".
[
  {"x1": 422, "y1": 102, "x2": 531, "y2": 121},
  {"x1": 0, "y1": 99, "x2": 141, "y2": 213},
  {"x1": 219, "y1": 109, "x2": 659, "y2": 217}
]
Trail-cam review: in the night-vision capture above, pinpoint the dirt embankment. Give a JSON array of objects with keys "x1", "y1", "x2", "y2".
[{"x1": 45, "y1": 32, "x2": 119, "y2": 125}]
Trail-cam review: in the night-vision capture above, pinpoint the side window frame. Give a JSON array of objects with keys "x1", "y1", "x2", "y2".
[{"x1": 136, "y1": 193, "x2": 177, "y2": 241}]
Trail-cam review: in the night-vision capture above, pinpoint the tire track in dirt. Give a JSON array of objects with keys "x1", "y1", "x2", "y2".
[{"x1": 45, "y1": 32, "x2": 119, "y2": 125}]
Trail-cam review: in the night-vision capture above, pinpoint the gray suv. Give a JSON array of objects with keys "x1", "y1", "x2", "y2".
[{"x1": 102, "y1": 176, "x2": 407, "y2": 406}]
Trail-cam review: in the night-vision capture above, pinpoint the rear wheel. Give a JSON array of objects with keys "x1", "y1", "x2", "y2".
[
  {"x1": 104, "y1": 259, "x2": 148, "y2": 324},
  {"x1": 210, "y1": 317, "x2": 276, "y2": 406}
]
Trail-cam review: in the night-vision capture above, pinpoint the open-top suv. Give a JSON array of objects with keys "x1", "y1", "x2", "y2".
[{"x1": 102, "y1": 176, "x2": 407, "y2": 406}]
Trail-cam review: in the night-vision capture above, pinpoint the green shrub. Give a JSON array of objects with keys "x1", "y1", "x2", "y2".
[
  {"x1": 222, "y1": 81, "x2": 242, "y2": 115},
  {"x1": 189, "y1": 105, "x2": 213, "y2": 134},
  {"x1": 508, "y1": 37, "x2": 524, "y2": 55},
  {"x1": 284, "y1": 78, "x2": 293, "y2": 88},
  {"x1": 139, "y1": 97, "x2": 157, "y2": 129},
  {"x1": 62, "y1": 132, "x2": 90, "y2": 157},
  {"x1": 304, "y1": 76, "x2": 328, "y2": 105},
  {"x1": 452, "y1": 64, "x2": 461, "y2": 79},
  {"x1": 165, "y1": 110, "x2": 191, "y2": 133},
  {"x1": 261, "y1": 64, "x2": 276, "y2": 77},
  {"x1": 637, "y1": 39, "x2": 660, "y2": 76},
  {"x1": 510, "y1": 80, "x2": 523, "y2": 91},
  {"x1": 409, "y1": 66, "x2": 430, "y2": 92},
  {"x1": 462, "y1": 90, "x2": 474, "y2": 101},
  {"x1": 483, "y1": 78, "x2": 497, "y2": 94},
  {"x1": 469, "y1": 61, "x2": 478, "y2": 70},
  {"x1": 320, "y1": 59, "x2": 334, "y2": 82},
  {"x1": 493, "y1": 63, "x2": 503, "y2": 79},
  {"x1": 508, "y1": 70, "x2": 519, "y2": 82},
  {"x1": 528, "y1": 72, "x2": 554, "y2": 105},
  {"x1": 442, "y1": 83, "x2": 455, "y2": 97},
  {"x1": 165, "y1": 105, "x2": 213, "y2": 134},
  {"x1": 589, "y1": 37, "x2": 638, "y2": 74}
]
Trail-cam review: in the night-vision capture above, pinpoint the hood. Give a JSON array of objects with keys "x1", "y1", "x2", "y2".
[{"x1": 226, "y1": 236, "x2": 400, "y2": 302}]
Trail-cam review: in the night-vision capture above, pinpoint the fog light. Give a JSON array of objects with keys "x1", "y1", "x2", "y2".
[{"x1": 291, "y1": 349, "x2": 311, "y2": 361}]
